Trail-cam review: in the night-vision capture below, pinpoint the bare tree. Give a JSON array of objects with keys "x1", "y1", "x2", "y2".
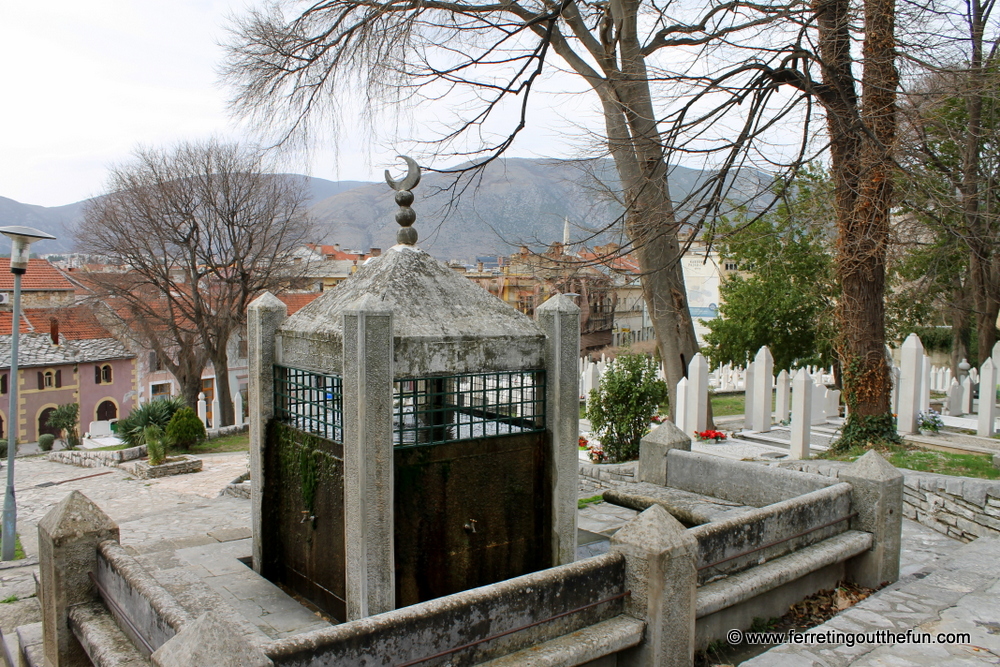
[
  {"x1": 898, "y1": 0, "x2": 1000, "y2": 366},
  {"x1": 78, "y1": 141, "x2": 313, "y2": 425},
  {"x1": 222, "y1": 0, "x2": 900, "y2": 433}
]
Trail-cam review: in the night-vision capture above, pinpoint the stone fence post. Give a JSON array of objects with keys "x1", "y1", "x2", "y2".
[
  {"x1": 39, "y1": 490, "x2": 120, "y2": 667},
  {"x1": 638, "y1": 422, "x2": 691, "y2": 487},
  {"x1": 536, "y1": 294, "x2": 580, "y2": 566},
  {"x1": 841, "y1": 451, "x2": 903, "y2": 589},
  {"x1": 247, "y1": 292, "x2": 288, "y2": 573},
  {"x1": 613, "y1": 505, "x2": 697, "y2": 667},
  {"x1": 342, "y1": 294, "x2": 395, "y2": 620}
]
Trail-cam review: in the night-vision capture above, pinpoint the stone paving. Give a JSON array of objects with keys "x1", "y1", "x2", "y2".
[{"x1": 0, "y1": 438, "x2": 993, "y2": 666}]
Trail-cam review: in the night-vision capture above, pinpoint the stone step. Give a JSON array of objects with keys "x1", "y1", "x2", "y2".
[
  {"x1": 0, "y1": 597, "x2": 41, "y2": 667},
  {"x1": 477, "y1": 614, "x2": 646, "y2": 666},
  {"x1": 68, "y1": 602, "x2": 150, "y2": 667},
  {"x1": 14, "y1": 622, "x2": 42, "y2": 667},
  {"x1": 696, "y1": 530, "x2": 873, "y2": 619}
]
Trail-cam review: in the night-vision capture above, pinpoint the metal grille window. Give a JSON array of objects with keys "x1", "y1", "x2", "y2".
[
  {"x1": 393, "y1": 370, "x2": 545, "y2": 448},
  {"x1": 275, "y1": 366, "x2": 546, "y2": 448},
  {"x1": 274, "y1": 366, "x2": 343, "y2": 443}
]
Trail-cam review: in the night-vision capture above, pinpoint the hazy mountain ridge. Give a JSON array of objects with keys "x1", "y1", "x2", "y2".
[{"x1": 1, "y1": 159, "x2": 772, "y2": 259}]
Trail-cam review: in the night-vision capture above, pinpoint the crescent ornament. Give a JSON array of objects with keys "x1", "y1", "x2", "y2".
[{"x1": 384, "y1": 155, "x2": 421, "y2": 192}]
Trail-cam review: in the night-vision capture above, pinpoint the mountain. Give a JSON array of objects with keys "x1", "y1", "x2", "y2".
[
  {"x1": 0, "y1": 176, "x2": 375, "y2": 254},
  {"x1": 307, "y1": 158, "x2": 773, "y2": 261},
  {"x1": 0, "y1": 160, "x2": 772, "y2": 259}
]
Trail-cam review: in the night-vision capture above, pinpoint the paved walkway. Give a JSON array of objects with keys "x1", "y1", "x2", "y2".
[{"x1": 0, "y1": 441, "x2": 994, "y2": 666}]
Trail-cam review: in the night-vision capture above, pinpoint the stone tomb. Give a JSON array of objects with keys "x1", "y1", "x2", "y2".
[{"x1": 248, "y1": 245, "x2": 580, "y2": 622}]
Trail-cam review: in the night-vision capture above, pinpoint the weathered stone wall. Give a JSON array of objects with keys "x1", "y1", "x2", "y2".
[
  {"x1": 260, "y1": 552, "x2": 627, "y2": 666},
  {"x1": 47, "y1": 445, "x2": 146, "y2": 469},
  {"x1": 579, "y1": 460, "x2": 636, "y2": 486},
  {"x1": 780, "y1": 460, "x2": 1000, "y2": 543},
  {"x1": 132, "y1": 456, "x2": 203, "y2": 479}
]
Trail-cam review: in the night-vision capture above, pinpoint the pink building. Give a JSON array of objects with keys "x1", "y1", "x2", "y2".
[{"x1": 0, "y1": 307, "x2": 136, "y2": 443}]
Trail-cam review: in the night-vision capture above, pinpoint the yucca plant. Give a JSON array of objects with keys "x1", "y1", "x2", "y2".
[
  {"x1": 144, "y1": 425, "x2": 166, "y2": 466},
  {"x1": 116, "y1": 396, "x2": 187, "y2": 447}
]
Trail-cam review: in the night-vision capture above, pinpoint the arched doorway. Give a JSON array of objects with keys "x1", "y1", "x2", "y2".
[
  {"x1": 97, "y1": 400, "x2": 117, "y2": 421},
  {"x1": 38, "y1": 408, "x2": 60, "y2": 439}
]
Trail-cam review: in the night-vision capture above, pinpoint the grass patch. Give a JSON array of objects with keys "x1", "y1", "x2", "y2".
[
  {"x1": 183, "y1": 431, "x2": 249, "y2": 455},
  {"x1": 578, "y1": 494, "x2": 604, "y2": 509},
  {"x1": 820, "y1": 443, "x2": 1000, "y2": 479},
  {"x1": 91, "y1": 443, "x2": 130, "y2": 451},
  {"x1": 710, "y1": 393, "x2": 745, "y2": 416},
  {"x1": 0, "y1": 534, "x2": 27, "y2": 561}
]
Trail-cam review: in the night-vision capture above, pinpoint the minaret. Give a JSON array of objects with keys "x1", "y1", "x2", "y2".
[{"x1": 562, "y1": 216, "x2": 570, "y2": 247}]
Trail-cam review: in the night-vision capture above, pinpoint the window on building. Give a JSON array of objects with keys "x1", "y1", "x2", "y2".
[
  {"x1": 724, "y1": 262, "x2": 739, "y2": 271},
  {"x1": 95, "y1": 364, "x2": 112, "y2": 384},
  {"x1": 151, "y1": 383, "x2": 172, "y2": 400},
  {"x1": 0, "y1": 374, "x2": 7, "y2": 395},
  {"x1": 44, "y1": 371, "x2": 54, "y2": 388}
]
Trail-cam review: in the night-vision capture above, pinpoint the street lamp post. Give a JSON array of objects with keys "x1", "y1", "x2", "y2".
[{"x1": 0, "y1": 226, "x2": 56, "y2": 561}]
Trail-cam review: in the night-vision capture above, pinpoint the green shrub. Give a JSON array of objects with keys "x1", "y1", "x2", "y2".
[
  {"x1": 38, "y1": 434, "x2": 55, "y2": 452},
  {"x1": 144, "y1": 425, "x2": 166, "y2": 466},
  {"x1": 116, "y1": 397, "x2": 186, "y2": 447},
  {"x1": 586, "y1": 353, "x2": 668, "y2": 463},
  {"x1": 45, "y1": 404, "x2": 80, "y2": 450},
  {"x1": 165, "y1": 407, "x2": 206, "y2": 451},
  {"x1": 0, "y1": 440, "x2": 8, "y2": 459}
]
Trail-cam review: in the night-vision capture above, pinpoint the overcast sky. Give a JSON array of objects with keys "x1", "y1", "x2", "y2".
[{"x1": 2, "y1": 0, "x2": 585, "y2": 208}]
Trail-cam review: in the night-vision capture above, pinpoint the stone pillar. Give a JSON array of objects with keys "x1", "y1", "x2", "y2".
[
  {"x1": 962, "y1": 375, "x2": 974, "y2": 415},
  {"x1": 890, "y1": 366, "x2": 901, "y2": 415},
  {"x1": 921, "y1": 355, "x2": 932, "y2": 412},
  {"x1": 342, "y1": 295, "x2": 395, "y2": 619},
  {"x1": 811, "y1": 377, "x2": 826, "y2": 425},
  {"x1": 978, "y1": 358, "x2": 998, "y2": 438},
  {"x1": 234, "y1": 390, "x2": 244, "y2": 428},
  {"x1": 841, "y1": 451, "x2": 903, "y2": 589},
  {"x1": 898, "y1": 333, "x2": 924, "y2": 435},
  {"x1": 196, "y1": 392, "x2": 207, "y2": 427},
  {"x1": 613, "y1": 506, "x2": 697, "y2": 667},
  {"x1": 789, "y1": 368, "x2": 812, "y2": 460},
  {"x1": 536, "y1": 294, "x2": 580, "y2": 566},
  {"x1": 151, "y1": 611, "x2": 273, "y2": 667},
  {"x1": 674, "y1": 377, "x2": 689, "y2": 435},
  {"x1": 638, "y1": 421, "x2": 692, "y2": 486},
  {"x1": 946, "y1": 378, "x2": 963, "y2": 417},
  {"x1": 686, "y1": 354, "x2": 709, "y2": 434},
  {"x1": 826, "y1": 389, "x2": 841, "y2": 419},
  {"x1": 247, "y1": 292, "x2": 287, "y2": 573},
  {"x1": 775, "y1": 369, "x2": 790, "y2": 425},
  {"x1": 743, "y1": 362, "x2": 755, "y2": 431},
  {"x1": 211, "y1": 395, "x2": 221, "y2": 430},
  {"x1": 751, "y1": 346, "x2": 773, "y2": 432},
  {"x1": 38, "y1": 491, "x2": 120, "y2": 667}
]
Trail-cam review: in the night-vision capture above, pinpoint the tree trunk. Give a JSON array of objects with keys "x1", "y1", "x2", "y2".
[
  {"x1": 815, "y1": 0, "x2": 896, "y2": 423},
  {"x1": 209, "y1": 347, "x2": 235, "y2": 427}
]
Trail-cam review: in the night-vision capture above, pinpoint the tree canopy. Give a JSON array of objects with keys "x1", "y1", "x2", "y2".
[{"x1": 77, "y1": 140, "x2": 313, "y2": 421}]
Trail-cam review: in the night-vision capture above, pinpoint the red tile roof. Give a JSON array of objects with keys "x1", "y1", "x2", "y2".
[
  {"x1": 0, "y1": 306, "x2": 113, "y2": 340},
  {"x1": 0, "y1": 259, "x2": 75, "y2": 291},
  {"x1": 277, "y1": 292, "x2": 321, "y2": 315}
]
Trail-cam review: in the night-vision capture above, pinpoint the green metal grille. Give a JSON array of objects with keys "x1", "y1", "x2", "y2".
[
  {"x1": 274, "y1": 365, "x2": 343, "y2": 443},
  {"x1": 393, "y1": 370, "x2": 546, "y2": 448},
  {"x1": 274, "y1": 366, "x2": 546, "y2": 448}
]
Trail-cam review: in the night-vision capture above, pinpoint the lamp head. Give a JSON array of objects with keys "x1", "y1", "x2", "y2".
[{"x1": 0, "y1": 226, "x2": 57, "y2": 274}]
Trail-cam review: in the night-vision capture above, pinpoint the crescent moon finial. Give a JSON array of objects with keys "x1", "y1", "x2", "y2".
[
  {"x1": 384, "y1": 155, "x2": 421, "y2": 192},
  {"x1": 385, "y1": 155, "x2": 421, "y2": 245}
]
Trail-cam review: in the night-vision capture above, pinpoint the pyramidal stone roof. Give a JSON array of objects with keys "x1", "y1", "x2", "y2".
[{"x1": 278, "y1": 245, "x2": 546, "y2": 377}]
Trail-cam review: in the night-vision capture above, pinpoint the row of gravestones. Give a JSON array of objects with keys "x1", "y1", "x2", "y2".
[
  {"x1": 674, "y1": 346, "x2": 840, "y2": 459},
  {"x1": 579, "y1": 353, "x2": 835, "y2": 403},
  {"x1": 897, "y1": 334, "x2": 1000, "y2": 437}
]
